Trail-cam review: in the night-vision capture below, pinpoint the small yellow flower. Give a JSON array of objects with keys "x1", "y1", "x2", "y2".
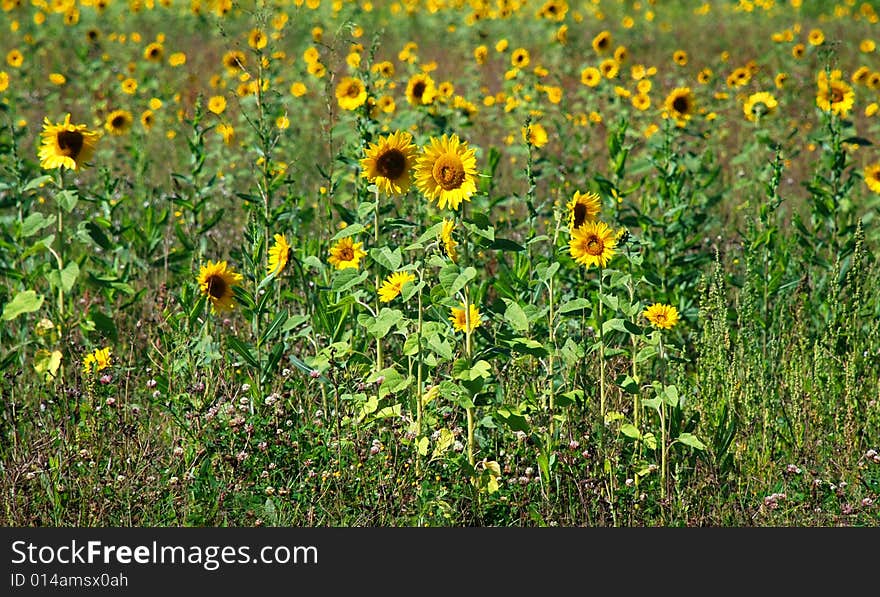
[
  {"x1": 642, "y1": 303, "x2": 680, "y2": 330},
  {"x1": 450, "y1": 302, "x2": 482, "y2": 333},
  {"x1": 82, "y1": 347, "x2": 112, "y2": 374},
  {"x1": 328, "y1": 237, "x2": 367, "y2": 270},
  {"x1": 378, "y1": 271, "x2": 416, "y2": 303},
  {"x1": 267, "y1": 233, "x2": 291, "y2": 275}
]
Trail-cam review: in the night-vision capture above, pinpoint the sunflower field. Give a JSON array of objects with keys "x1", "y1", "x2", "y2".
[{"x1": 1, "y1": 0, "x2": 880, "y2": 527}]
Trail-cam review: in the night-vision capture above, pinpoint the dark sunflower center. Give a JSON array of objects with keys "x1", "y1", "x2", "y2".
[
  {"x1": 206, "y1": 275, "x2": 227, "y2": 299},
  {"x1": 672, "y1": 95, "x2": 690, "y2": 114},
  {"x1": 346, "y1": 83, "x2": 360, "y2": 98},
  {"x1": 339, "y1": 248, "x2": 354, "y2": 261},
  {"x1": 572, "y1": 203, "x2": 587, "y2": 229},
  {"x1": 149, "y1": 48, "x2": 159, "y2": 58},
  {"x1": 57, "y1": 130, "x2": 84, "y2": 158},
  {"x1": 376, "y1": 149, "x2": 406, "y2": 179},
  {"x1": 432, "y1": 154, "x2": 466, "y2": 191},
  {"x1": 831, "y1": 87, "x2": 844, "y2": 103},
  {"x1": 585, "y1": 235, "x2": 604, "y2": 255},
  {"x1": 412, "y1": 81, "x2": 426, "y2": 100},
  {"x1": 655, "y1": 313, "x2": 667, "y2": 323},
  {"x1": 111, "y1": 115, "x2": 127, "y2": 128}
]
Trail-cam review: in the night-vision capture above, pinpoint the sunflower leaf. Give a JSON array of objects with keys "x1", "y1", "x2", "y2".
[
  {"x1": 369, "y1": 246, "x2": 402, "y2": 271},
  {"x1": 20, "y1": 213, "x2": 56, "y2": 238},
  {"x1": 22, "y1": 175, "x2": 54, "y2": 193},
  {"x1": 226, "y1": 335, "x2": 258, "y2": 369},
  {"x1": 2, "y1": 290, "x2": 45, "y2": 321},
  {"x1": 331, "y1": 269, "x2": 368, "y2": 293},
  {"x1": 331, "y1": 223, "x2": 365, "y2": 240},
  {"x1": 55, "y1": 190, "x2": 78, "y2": 213}
]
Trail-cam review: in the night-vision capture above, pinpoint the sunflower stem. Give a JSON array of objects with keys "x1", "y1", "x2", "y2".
[
  {"x1": 598, "y1": 270, "x2": 606, "y2": 418},
  {"x1": 373, "y1": 189, "x2": 383, "y2": 372},
  {"x1": 464, "y1": 286, "x2": 475, "y2": 469},
  {"x1": 415, "y1": 268, "x2": 424, "y2": 475}
]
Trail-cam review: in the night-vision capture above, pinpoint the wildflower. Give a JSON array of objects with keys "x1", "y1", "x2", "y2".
[
  {"x1": 440, "y1": 218, "x2": 459, "y2": 262},
  {"x1": 328, "y1": 237, "x2": 367, "y2": 270},
  {"x1": 82, "y1": 347, "x2": 112, "y2": 374},
  {"x1": 208, "y1": 95, "x2": 226, "y2": 115},
  {"x1": 335, "y1": 76, "x2": 367, "y2": 111},
  {"x1": 642, "y1": 303, "x2": 680, "y2": 330},
  {"x1": 864, "y1": 164, "x2": 880, "y2": 193},
  {"x1": 415, "y1": 134, "x2": 478, "y2": 211},
  {"x1": 38, "y1": 113, "x2": 100, "y2": 171},
  {"x1": 360, "y1": 131, "x2": 418, "y2": 196},
  {"x1": 105, "y1": 109, "x2": 133, "y2": 135},
  {"x1": 511, "y1": 48, "x2": 530, "y2": 69},
  {"x1": 378, "y1": 271, "x2": 415, "y2": 303},
  {"x1": 581, "y1": 66, "x2": 601, "y2": 87},
  {"x1": 664, "y1": 87, "x2": 695, "y2": 125},
  {"x1": 743, "y1": 91, "x2": 778, "y2": 122},
  {"x1": 567, "y1": 191, "x2": 601, "y2": 230},
  {"x1": 522, "y1": 122, "x2": 548, "y2": 148},
  {"x1": 816, "y1": 71, "x2": 854, "y2": 117},
  {"x1": 569, "y1": 220, "x2": 617, "y2": 268},
  {"x1": 266, "y1": 233, "x2": 291, "y2": 275},
  {"x1": 450, "y1": 302, "x2": 482, "y2": 333},
  {"x1": 592, "y1": 30, "x2": 612, "y2": 53},
  {"x1": 197, "y1": 260, "x2": 244, "y2": 312},
  {"x1": 405, "y1": 72, "x2": 437, "y2": 106},
  {"x1": 143, "y1": 42, "x2": 163, "y2": 62}
]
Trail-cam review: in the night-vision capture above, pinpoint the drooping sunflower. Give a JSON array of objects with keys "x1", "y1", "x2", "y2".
[
  {"x1": 328, "y1": 237, "x2": 367, "y2": 270},
  {"x1": 38, "y1": 113, "x2": 100, "y2": 171},
  {"x1": 569, "y1": 220, "x2": 617, "y2": 269},
  {"x1": 335, "y1": 76, "x2": 367, "y2": 111},
  {"x1": 592, "y1": 30, "x2": 612, "y2": 54},
  {"x1": 197, "y1": 260, "x2": 243, "y2": 312},
  {"x1": 82, "y1": 346, "x2": 112, "y2": 374},
  {"x1": 105, "y1": 109, "x2": 133, "y2": 135},
  {"x1": 816, "y1": 72, "x2": 855, "y2": 117},
  {"x1": 449, "y1": 302, "x2": 482, "y2": 333},
  {"x1": 743, "y1": 91, "x2": 778, "y2": 122},
  {"x1": 415, "y1": 134, "x2": 478, "y2": 211},
  {"x1": 522, "y1": 122, "x2": 548, "y2": 148},
  {"x1": 864, "y1": 163, "x2": 880, "y2": 194},
  {"x1": 664, "y1": 87, "x2": 695, "y2": 125},
  {"x1": 642, "y1": 303, "x2": 680, "y2": 330},
  {"x1": 440, "y1": 218, "x2": 459, "y2": 262},
  {"x1": 405, "y1": 72, "x2": 437, "y2": 106},
  {"x1": 267, "y1": 233, "x2": 291, "y2": 275},
  {"x1": 360, "y1": 130, "x2": 418, "y2": 196},
  {"x1": 567, "y1": 191, "x2": 601, "y2": 230},
  {"x1": 378, "y1": 271, "x2": 415, "y2": 303}
]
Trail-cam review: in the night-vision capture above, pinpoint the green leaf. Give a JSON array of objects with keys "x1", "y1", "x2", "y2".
[
  {"x1": 330, "y1": 223, "x2": 365, "y2": 240},
  {"x1": 33, "y1": 349, "x2": 62, "y2": 381},
  {"x1": 508, "y1": 337, "x2": 548, "y2": 357},
  {"x1": 59, "y1": 261, "x2": 79, "y2": 293},
  {"x1": 503, "y1": 300, "x2": 529, "y2": 333},
  {"x1": 331, "y1": 268, "x2": 369, "y2": 293},
  {"x1": 438, "y1": 263, "x2": 477, "y2": 297},
  {"x1": 417, "y1": 436, "x2": 429, "y2": 457},
  {"x1": 488, "y1": 238, "x2": 525, "y2": 252},
  {"x1": 89, "y1": 308, "x2": 117, "y2": 341},
  {"x1": 620, "y1": 423, "x2": 641, "y2": 440},
  {"x1": 55, "y1": 189, "x2": 78, "y2": 213},
  {"x1": 23, "y1": 174, "x2": 54, "y2": 193},
  {"x1": 369, "y1": 246, "x2": 402, "y2": 271},
  {"x1": 359, "y1": 308, "x2": 403, "y2": 338},
  {"x1": 2, "y1": 290, "x2": 44, "y2": 321},
  {"x1": 635, "y1": 346, "x2": 658, "y2": 363},
  {"x1": 676, "y1": 433, "x2": 706, "y2": 451},
  {"x1": 260, "y1": 311, "x2": 288, "y2": 345},
  {"x1": 495, "y1": 407, "x2": 530, "y2": 433},
  {"x1": 559, "y1": 298, "x2": 592, "y2": 314},
  {"x1": 20, "y1": 213, "x2": 55, "y2": 238},
  {"x1": 664, "y1": 385, "x2": 680, "y2": 407},
  {"x1": 431, "y1": 428, "x2": 455, "y2": 460},
  {"x1": 617, "y1": 375, "x2": 639, "y2": 395},
  {"x1": 83, "y1": 221, "x2": 112, "y2": 250},
  {"x1": 226, "y1": 335, "x2": 259, "y2": 369}
]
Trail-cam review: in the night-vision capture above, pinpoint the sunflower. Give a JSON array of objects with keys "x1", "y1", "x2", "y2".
[
  {"x1": 406, "y1": 72, "x2": 437, "y2": 106},
  {"x1": 816, "y1": 74, "x2": 855, "y2": 117},
  {"x1": 6, "y1": 49, "x2": 23, "y2": 68},
  {"x1": 248, "y1": 28, "x2": 268, "y2": 50},
  {"x1": 0, "y1": 71, "x2": 8, "y2": 93},
  {"x1": 360, "y1": 130, "x2": 418, "y2": 196},
  {"x1": 861, "y1": 39, "x2": 876, "y2": 53},
  {"x1": 642, "y1": 303, "x2": 680, "y2": 330},
  {"x1": 143, "y1": 42, "x2": 164, "y2": 62},
  {"x1": 664, "y1": 87, "x2": 695, "y2": 125},
  {"x1": 439, "y1": 218, "x2": 459, "y2": 262},
  {"x1": 449, "y1": 302, "x2": 482, "y2": 333},
  {"x1": 614, "y1": 45, "x2": 628, "y2": 63},
  {"x1": 378, "y1": 271, "x2": 415, "y2": 303},
  {"x1": 592, "y1": 30, "x2": 612, "y2": 54},
  {"x1": 82, "y1": 347, "x2": 112, "y2": 374},
  {"x1": 522, "y1": 122, "x2": 548, "y2": 148},
  {"x1": 197, "y1": 260, "x2": 243, "y2": 312},
  {"x1": 208, "y1": 95, "x2": 227, "y2": 114},
  {"x1": 567, "y1": 191, "x2": 601, "y2": 230},
  {"x1": 673, "y1": 50, "x2": 688, "y2": 66},
  {"x1": 864, "y1": 163, "x2": 880, "y2": 194},
  {"x1": 775, "y1": 73, "x2": 788, "y2": 88},
  {"x1": 569, "y1": 220, "x2": 617, "y2": 268},
  {"x1": 217, "y1": 123, "x2": 235, "y2": 145},
  {"x1": 581, "y1": 66, "x2": 601, "y2": 87},
  {"x1": 537, "y1": 0, "x2": 567, "y2": 21},
  {"x1": 792, "y1": 43, "x2": 805, "y2": 59},
  {"x1": 697, "y1": 68, "x2": 713, "y2": 84},
  {"x1": 743, "y1": 91, "x2": 778, "y2": 122},
  {"x1": 415, "y1": 134, "x2": 478, "y2": 211},
  {"x1": 335, "y1": 76, "x2": 367, "y2": 111},
  {"x1": 600, "y1": 58, "x2": 619, "y2": 79},
  {"x1": 631, "y1": 93, "x2": 651, "y2": 111},
  {"x1": 222, "y1": 50, "x2": 246, "y2": 71},
  {"x1": 38, "y1": 114, "x2": 100, "y2": 171},
  {"x1": 140, "y1": 109, "x2": 154, "y2": 130},
  {"x1": 290, "y1": 82, "x2": 307, "y2": 97},
  {"x1": 121, "y1": 77, "x2": 137, "y2": 95},
  {"x1": 49, "y1": 72, "x2": 66, "y2": 85},
  {"x1": 267, "y1": 233, "x2": 291, "y2": 275},
  {"x1": 328, "y1": 237, "x2": 367, "y2": 270},
  {"x1": 511, "y1": 48, "x2": 530, "y2": 69},
  {"x1": 377, "y1": 95, "x2": 395, "y2": 114},
  {"x1": 105, "y1": 109, "x2": 133, "y2": 135},
  {"x1": 474, "y1": 45, "x2": 488, "y2": 65},
  {"x1": 726, "y1": 67, "x2": 751, "y2": 88},
  {"x1": 807, "y1": 28, "x2": 824, "y2": 46}
]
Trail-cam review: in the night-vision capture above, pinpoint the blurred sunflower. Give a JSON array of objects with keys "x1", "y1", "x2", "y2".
[
  {"x1": 0, "y1": 71, "x2": 8, "y2": 93},
  {"x1": 673, "y1": 50, "x2": 688, "y2": 66},
  {"x1": 600, "y1": 59, "x2": 619, "y2": 79},
  {"x1": 632, "y1": 94, "x2": 651, "y2": 111},
  {"x1": 360, "y1": 130, "x2": 418, "y2": 196},
  {"x1": 290, "y1": 82, "x2": 307, "y2": 97},
  {"x1": 328, "y1": 237, "x2": 367, "y2": 270},
  {"x1": 49, "y1": 72, "x2": 66, "y2": 85},
  {"x1": 581, "y1": 66, "x2": 601, "y2": 87},
  {"x1": 592, "y1": 30, "x2": 612, "y2": 53},
  {"x1": 143, "y1": 42, "x2": 163, "y2": 62},
  {"x1": 6, "y1": 49, "x2": 23, "y2": 68},
  {"x1": 511, "y1": 48, "x2": 530, "y2": 69},
  {"x1": 121, "y1": 77, "x2": 137, "y2": 94},
  {"x1": 864, "y1": 163, "x2": 880, "y2": 193},
  {"x1": 140, "y1": 109, "x2": 154, "y2": 130},
  {"x1": 569, "y1": 220, "x2": 617, "y2": 268},
  {"x1": 415, "y1": 134, "x2": 478, "y2": 211},
  {"x1": 248, "y1": 28, "x2": 267, "y2": 50},
  {"x1": 82, "y1": 347, "x2": 112, "y2": 374},
  {"x1": 449, "y1": 302, "x2": 482, "y2": 333},
  {"x1": 567, "y1": 191, "x2": 601, "y2": 230},
  {"x1": 38, "y1": 113, "x2": 100, "y2": 171},
  {"x1": 440, "y1": 218, "x2": 458, "y2": 262},
  {"x1": 522, "y1": 122, "x2": 548, "y2": 148},
  {"x1": 726, "y1": 67, "x2": 751, "y2": 87},
  {"x1": 406, "y1": 72, "x2": 437, "y2": 106},
  {"x1": 208, "y1": 95, "x2": 227, "y2": 114},
  {"x1": 335, "y1": 76, "x2": 367, "y2": 111},
  {"x1": 105, "y1": 109, "x2": 133, "y2": 135},
  {"x1": 642, "y1": 303, "x2": 680, "y2": 330},
  {"x1": 378, "y1": 271, "x2": 415, "y2": 303},
  {"x1": 474, "y1": 45, "x2": 488, "y2": 65},
  {"x1": 807, "y1": 28, "x2": 824, "y2": 46},
  {"x1": 743, "y1": 91, "x2": 778, "y2": 122},
  {"x1": 816, "y1": 71, "x2": 854, "y2": 117},
  {"x1": 267, "y1": 233, "x2": 291, "y2": 275},
  {"x1": 222, "y1": 50, "x2": 246, "y2": 71},
  {"x1": 664, "y1": 87, "x2": 695, "y2": 125},
  {"x1": 197, "y1": 260, "x2": 243, "y2": 312}
]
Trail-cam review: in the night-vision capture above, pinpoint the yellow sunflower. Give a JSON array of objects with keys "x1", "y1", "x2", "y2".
[
  {"x1": 38, "y1": 113, "x2": 100, "y2": 171},
  {"x1": 864, "y1": 163, "x2": 880, "y2": 194},
  {"x1": 569, "y1": 220, "x2": 617, "y2": 268},
  {"x1": 642, "y1": 303, "x2": 680, "y2": 330},
  {"x1": 6, "y1": 49, "x2": 23, "y2": 68},
  {"x1": 222, "y1": 50, "x2": 246, "y2": 71},
  {"x1": 335, "y1": 76, "x2": 367, "y2": 111},
  {"x1": 360, "y1": 130, "x2": 418, "y2": 196},
  {"x1": 664, "y1": 87, "x2": 695, "y2": 125},
  {"x1": 816, "y1": 72, "x2": 855, "y2": 117},
  {"x1": 567, "y1": 191, "x2": 602, "y2": 230},
  {"x1": 743, "y1": 92, "x2": 778, "y2": 122},
  {"x1": 450, "y1": 302, "x2": 482, "y2": 333},
  {"x1": 328, "y1": 237, "x2": 367, "y2": 270},
  {"x1": 673, "y1": 50, "x2": 688, "y2": 66},
  {"x1": 208, "y1": 95, "x2": 227, "y2": 115},
  {"x1": 378, "y1": 271, "x2": 415, "y2": 303},
  {"x1": 592, "y1": 30, "x2": 612, "y2": 54},
  {"x1": 248, "y1": 28, "x2": 268, "y2": 50},
  {"x1": 405, "y1": 72, "x2": 437, "y2": 106},
  {"x1": 511, "y1": 48, "x2": 530, "y2": 69},
  {"x1": 440, "y1": 218, "x2": 459, "y2": 262},
  {"x1": 267, "y1": 233, "x2": 291, "y2": 275},
  {"x1": 140, "y1": 110, "x2": 154, "y2": 130},
  {"x1": 581, "y1": 66, "x2": 601, "y2": 87},
  {"x1": 197, "y1": 260, "x2": 244, "y2": 313},
  {"x1": 143, "y1": 42, "x2": 164, "y2": 62},
  {"x1": 522, "y1": 122, "x2": 548, "y2": 148},
  {"x1": 105, "y1": 109, "x2": 133, "y2": 135},
  {"x1": 0, "y1": 71, "x2": 8, "y2": 93},
  {"x1": 415, "y1": 134, "x2": 478, "y2": 211},
  {"x1": 82, "y1": 346, "x2": 112, "y2": 374}
]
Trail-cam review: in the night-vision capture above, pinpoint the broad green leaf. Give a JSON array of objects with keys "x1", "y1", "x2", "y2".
[
  {"x1": 59, "y1": 261, "x2": 79, "y2": 293},
  {"x1": 620, "y1": 423, "x2": 641, "y2": 440},
  {"x1": 664, "y1": 385, "x2": 680, "y2": 407},
  {"x1": 331, "y1": 268, "x2": 369, "y2": 293},
  {"x1": 676, "y1": 433, "x2": 706, "y2": 451},
  {"x1": 431, "y1": 428, "x2": 455, "y2": 460},
  {"x1": 33, "y1": 349, "x2": 62, "y2": 381},
  {"x1": 438, "y1": 263, "x2": 476, "y2": 297},
  {"x1": 559, "y1": 298, "x2": 592, "y2": 314},
  {"x1": 2, "y1": 290, "x2": 44, "y2": 321},
  {"x1": 503, "y1": 300, "x2": 529, "y2": 333},
  {"x1": 21, "y1": 212, "x2": 55, "y2": 238},
  {"x1": 330, "y1": 222, "x2": 365, "y2": 240},
  {"x1": 604, "y1": 411, "x2": 625, "y2": 424},
  {"x1": 495, "y1": 407, "x2": 530, "y2": 433},
  {"x1": 617, "y1": 375, "x2": 639, "y2": 395},
  {"x1": 369, "y1": 246, "x2": 402, "y2": 271},
  {"x1": 635, "y1": 346, "x2": 658, "y2": 363},
  {"x1": 417, "y1": 436, "x2": 429, "y2": 457},
  {"x1": 509, "y1": 337, "x2": 548, "y2": 357},
  {"x1": 23, "y1": 174, "x2": 53, "y2": 192},
  {"x1": 55, "y1": 189, "x2": 78, "y2": 213}
]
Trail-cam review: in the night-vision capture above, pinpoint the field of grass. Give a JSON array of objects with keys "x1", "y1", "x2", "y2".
[{"x1": 1, "y1": 0, "x2": 879, "y2": 527}]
